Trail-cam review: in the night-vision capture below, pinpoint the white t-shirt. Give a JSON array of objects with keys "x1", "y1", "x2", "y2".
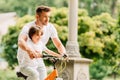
[
  {"x1": 17, "y1": 39, "x2": 46, "y2": 67},
  {"x1": 18, "y1": 21, "x2": 58, "y2": 45},
  {"x1": 17, "y1": 21, "x2": 58, "y2": 67}
]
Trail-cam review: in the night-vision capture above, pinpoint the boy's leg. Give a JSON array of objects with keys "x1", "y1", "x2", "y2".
[
  {"x1": 20, "y1": 67, "x2": 39, "y2": 80},
  {"x1": 37, "y1": 65, "x2": 47, "y2": 80}
]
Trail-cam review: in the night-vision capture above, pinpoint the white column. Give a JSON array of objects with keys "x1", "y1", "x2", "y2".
[
  {"x1": 68, "y1": 0, "x2": 78, "y2": 42},
  {"x1": 57, "y1": 1, "x2": 92, "y2": 80},
  {"x1": 66, "y1": 0, "x2": 81, "y2": 57}
]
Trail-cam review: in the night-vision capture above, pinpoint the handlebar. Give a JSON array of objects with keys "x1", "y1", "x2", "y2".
[
  {"x1": 42, "y1": 54, "x2": 68, "y2": 59},
  {"x1": 42, "y1": 54, "x2": 55, "y2": 58},
  {"x1": 62, "y1": 54, "x2": 68, "y2": 58},
  {"x1": 42, "y1": 54, "x2": 67, "y2": 70},
  {"x1": 42, "y1": 54, "x2": 59, "y2": 64},
  {"x1": 42, "y1": 54, "x2": 68, "y2": 64}
]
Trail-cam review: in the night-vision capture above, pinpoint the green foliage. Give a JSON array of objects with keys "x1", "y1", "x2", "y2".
[
  {"x1": 50, "y1": 7, "x2": 68, "y2": 26},
  {"x1": 78, "y1": 12, "x2": 119, "y2": 79},
  {"x1": 118, "y1": 13, "x2": 120, "y2": 26},
  {"x1": 0, "y1": 0, "x2": 119, "y2": 17},
  {"x1": 79, "y1": 0, "x2": 118, "y2": 17},
  {"x1": 90, "y1": 59, "x2": 109, "y2": 80},
  {"x1": 78, "y1": 13, "x2": 118, "y2": 60},
  {"x1": 1, "y1": 26, "x2": 20, "y2": 69},
  {"x1": 16, "y1": 15, "x2": 34, "y2": 28},
  {"x1": 78, "y1": 9, "x2": 88, "y2": 17},
  {"x1": 1, "y1": 15, "x2": 34, "y2": 69},
  {"x1": 49, "y1": 8, "x2": 68, "y2": 44},
  {"x1": 0, "y1": 0, "x2": 68, "y2": 16},
  {"x1": 0, "y1": 0, "x2": 14, "y2": 12}
]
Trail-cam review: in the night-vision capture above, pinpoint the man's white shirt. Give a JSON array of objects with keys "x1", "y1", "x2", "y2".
[
  {"x1": 17, "y1": 21, "x2": 58, "y2": 67},
  {"x1": 18, "y1": 21, "x2": 58, "y2": 45}
]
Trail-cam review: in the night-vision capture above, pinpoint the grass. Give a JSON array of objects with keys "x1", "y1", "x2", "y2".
[{"x1": 0, "y1": 69, "x2": 23, "y2": 80}]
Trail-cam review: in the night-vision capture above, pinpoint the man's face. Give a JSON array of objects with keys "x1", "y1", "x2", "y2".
[{"x1": 38, "y1": 11, "x2": 51, "y2": 25}]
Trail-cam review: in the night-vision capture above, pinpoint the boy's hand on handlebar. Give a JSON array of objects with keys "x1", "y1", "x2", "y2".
[
  {"x1": 27, "y1": 50, "x2": 43, "y2": 59},
  {"x1": 27, "y1": 50, "x2": 35, "y2": 59},
  {"x1": 35, "y1": 52, "x2": 43, "y2": 58}
]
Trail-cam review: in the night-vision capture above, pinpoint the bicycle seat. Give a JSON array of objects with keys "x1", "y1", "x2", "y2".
[{"x1": 16, "y1": 71, "x2": 28, "y2": 80}]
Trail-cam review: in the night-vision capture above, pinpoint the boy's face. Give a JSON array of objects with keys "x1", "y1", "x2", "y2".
[{"x1": 32, "y1": 31, "x2": 42, "y2": 43}]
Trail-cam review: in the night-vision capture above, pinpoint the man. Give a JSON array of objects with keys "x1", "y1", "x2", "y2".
[
  {"x1": 17, "y1": 5, "x2": 67, "y2": 80},
  {"x1": 18, "y1": 5, "x2": 67, "y2": 59}
]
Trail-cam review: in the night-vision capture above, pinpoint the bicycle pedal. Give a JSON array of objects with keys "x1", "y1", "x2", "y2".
[{"x1": 16, "y1": 72, "x2": 27, "y2": 79}]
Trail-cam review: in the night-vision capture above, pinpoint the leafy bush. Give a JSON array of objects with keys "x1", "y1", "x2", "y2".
[
  {"x1": 1, "y1": 15, "x2": 34, "y2": 68},
  {"x1": 90, "y1": 59, "x2": 109, "y2": 80}
]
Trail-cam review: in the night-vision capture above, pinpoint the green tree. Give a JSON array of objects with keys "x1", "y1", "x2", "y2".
[
  {"x1": 0, "y1": 0, "x2": 68, "y2": 16},
  {"x1": 79, "y1": 0, "x2": 118, "y2": 17},
  {"x1": 78, "y1": 13, "x2": 120, "y2": 79}
]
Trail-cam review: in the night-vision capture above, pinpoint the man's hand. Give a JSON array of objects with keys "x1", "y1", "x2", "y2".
[
  {"x1": 28, "y1": 50, "x2": 35, "y2": 59},
  {"x1": 62, "y1": 53, "x2": 69, "y2": 61},
  {"x1": 63, "y1": 54, "x2": 68, "y2": 58}
]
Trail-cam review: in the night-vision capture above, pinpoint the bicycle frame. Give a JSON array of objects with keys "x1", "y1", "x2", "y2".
[
  {"x1": 45, "y1": 55, "x2": 65, "y2": 80},
  {"x1": 45, "y1": 55, "x2": 59, "y2": 80},
  {"x1": 45, "y1": 68, "x2": 58, "y2": 80}
]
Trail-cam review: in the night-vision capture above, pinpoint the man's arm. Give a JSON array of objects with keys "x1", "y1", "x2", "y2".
[
  {"x1": 18, "y1": 34, "x2": 40, "y2": 59},
  {"x1": 44, "y1": 49, "x2": 61, "y2": 58},
  {"x1": 52, "y1": 37, "x2": 66, "y2": 55},
  {"x1": 18, "y1": 35, "x2": 29, "y2": 52},
  {"x1": 49, "y1": 23, "x2": 67, "y2": 57}
]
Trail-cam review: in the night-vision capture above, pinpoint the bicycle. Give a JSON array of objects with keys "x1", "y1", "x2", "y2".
[{"x1": 16, "y1": 54, "x2": 67, "y2": 80}]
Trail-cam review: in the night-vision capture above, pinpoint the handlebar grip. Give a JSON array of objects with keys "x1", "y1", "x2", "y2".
[{"x1": 63, "y1": 54, "x2": 67, "y2": 58}]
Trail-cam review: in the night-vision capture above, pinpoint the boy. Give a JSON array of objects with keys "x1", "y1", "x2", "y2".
[{"x1": 17, "y1": 26, "x2": 61, "y2": 80}]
